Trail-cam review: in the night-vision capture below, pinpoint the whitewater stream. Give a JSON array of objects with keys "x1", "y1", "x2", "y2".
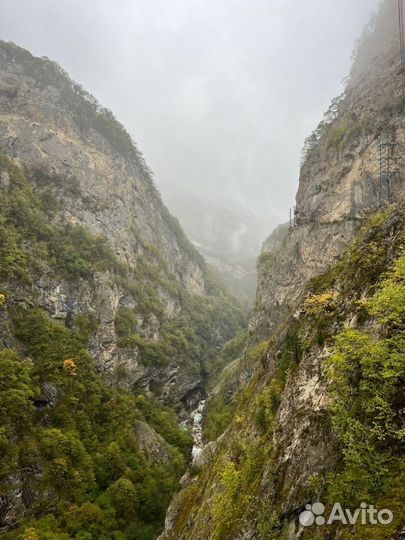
[{"x1": 180, "y1": 399, "x2": 206, "y2": 460}]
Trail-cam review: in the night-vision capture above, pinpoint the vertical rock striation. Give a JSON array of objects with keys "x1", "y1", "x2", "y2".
[{"x1": 0, "y1": 41, "x2": 245, "y2": 407}]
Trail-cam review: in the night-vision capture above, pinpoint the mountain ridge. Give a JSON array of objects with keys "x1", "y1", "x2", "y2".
[
  {"x1": 0, "y1": 40, "x2": 246, "y2": 538},
  {"x1": 0, "y1": 39, "x2": 246, "y2": 407}
]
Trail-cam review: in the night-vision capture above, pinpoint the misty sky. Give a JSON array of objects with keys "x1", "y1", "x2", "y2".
[{"x1": 0, "y1": 0, "x2": 379, "y2": 231}]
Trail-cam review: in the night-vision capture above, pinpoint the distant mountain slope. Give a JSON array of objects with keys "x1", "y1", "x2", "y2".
[{"x1": 163, "y1": 190, "x2": 270, "y2": 304}]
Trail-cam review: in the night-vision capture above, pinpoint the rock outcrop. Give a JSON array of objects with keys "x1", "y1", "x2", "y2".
[
  {"x1": 0, "y1": 41, "x2": 245, "y2": 406},
  {"x1": 160, "y1": 2, "x2": 405, "y2": 539},
  {"x1": 250, "y1": 0, "x2": 404, "y2": 342}
]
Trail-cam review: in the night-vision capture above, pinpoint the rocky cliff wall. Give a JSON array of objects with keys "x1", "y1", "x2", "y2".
[
  {"x1": 250, "y1": 0, "x2": 404, "y2": 342},
  {"x1": 160, "y1": 2, "x2": 405, "y2": 538},
  {"x1": 0, "y1": 41, "x2": 245, "y2": 407}
]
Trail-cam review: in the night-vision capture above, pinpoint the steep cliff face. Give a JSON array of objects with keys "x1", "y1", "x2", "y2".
[
  {"x1": 250, "y1": 0, "x2": 404, "y2": 341},
  {"x1": 0, "y1": 42, "x2": 247, "y2": 538},
  {"x1": 161, "y1": 206, "x2": 405, "y2": 540},
  {"x1": 161, "y1": 3, "x2": 405, "y2": 539},
  {"x1": 0, "y1": 41, "x2": 245, "y2": 406}
]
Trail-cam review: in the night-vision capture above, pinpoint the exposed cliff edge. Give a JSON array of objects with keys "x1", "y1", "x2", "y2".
[
  {"x1": 0, "y1": 40, "x2": 246, "y2": 407},
  {"x1": 0, "y1": 42, "x2": 246, "y2": 538},
  {"x1": 161, "y1": 2, "x2": 405, "y2": 539},
  {"x1": 251, "y1": 0, "x2": 404, "y2": 342}
]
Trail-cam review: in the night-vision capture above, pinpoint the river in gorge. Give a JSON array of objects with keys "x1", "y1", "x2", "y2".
[{"x1": 180, "y1": 399, "x2": 206, "y2": 460}]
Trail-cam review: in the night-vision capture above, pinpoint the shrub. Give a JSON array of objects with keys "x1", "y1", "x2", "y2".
[
  {"x1": 213, "y1": 461, "x2": 241, "y2": 539},
  {"x1": 327, "y1": 121, "x2": 362, "y2": 150},
  {"x1": 203, "y1": 394, "x2": 235, "y2": 442},
  {"x1": 326, "y1": 253, "x2": 405, "y2": 506},
  {"x1": 0, "y1": 153, "x2": 122, "y2": 282}
]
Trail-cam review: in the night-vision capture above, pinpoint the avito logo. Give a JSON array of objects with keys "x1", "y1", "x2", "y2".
[{"x1": 299, "y1": 501, "x2": 393, "y2": 527}]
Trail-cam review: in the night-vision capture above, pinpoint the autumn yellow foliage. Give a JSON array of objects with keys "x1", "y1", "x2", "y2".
[
  {"x1": 63, "y1": 358, "x2": 78, "y2": 376},
  {"x1": 304, "y1": 290, "x2": 338, "y2": 315}
]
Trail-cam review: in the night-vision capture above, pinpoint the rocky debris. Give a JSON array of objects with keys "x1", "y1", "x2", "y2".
[{"x1": 192, "y1": 437, "x2": 222, "y2": 471}]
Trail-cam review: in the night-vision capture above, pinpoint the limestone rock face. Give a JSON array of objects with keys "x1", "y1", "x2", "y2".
[
  {"x1": 251, "y1": 0, "x2": 404, "y2": 343},
  {"x1": 251, "y1": 219, "x2": 358, "y2": 339},
  {"x1": 0, "y1": 41, "x2": 242, "y2": 406},
  {"x1": 0, "y1": 44, "x2": 206, "y2": 292}
]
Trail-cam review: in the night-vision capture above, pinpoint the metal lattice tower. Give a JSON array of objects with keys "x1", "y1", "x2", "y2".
[{"x1": 378, "y1": 141, "x2": 403, "y2": 205}]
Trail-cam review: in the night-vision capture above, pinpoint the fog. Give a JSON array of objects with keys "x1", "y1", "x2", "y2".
[{"x1": 0, "y1": 0, "x2": 379, "y2": 256}]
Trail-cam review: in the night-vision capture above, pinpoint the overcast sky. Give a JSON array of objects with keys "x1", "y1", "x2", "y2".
[{"x1": 0, "y1": 0, "x2": 379, "y2": 230}]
